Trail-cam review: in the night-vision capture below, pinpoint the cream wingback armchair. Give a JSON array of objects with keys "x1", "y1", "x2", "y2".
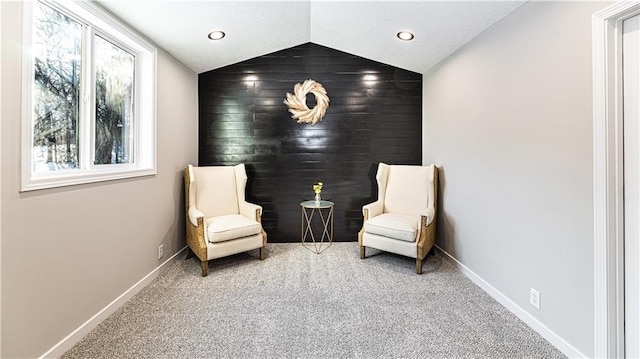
[
  {"x1": 184, "y1": 164, "x2": 267, "y2": 276},
  {"x1": 358, "y1": 163, "x2": 438, "y2": 274}
]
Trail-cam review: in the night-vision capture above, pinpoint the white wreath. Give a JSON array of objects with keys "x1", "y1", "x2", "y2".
[{"x1": 283, "y1": 79, "x2": 330, "y2": 125}]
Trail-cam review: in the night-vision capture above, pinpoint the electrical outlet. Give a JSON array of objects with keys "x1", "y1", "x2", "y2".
[
  {"x1": 158, "y1": 244, "x2": 164, "y2": 260},
  {"x1": 530, "y1": 287, "x2": 540, "y2": 310}
]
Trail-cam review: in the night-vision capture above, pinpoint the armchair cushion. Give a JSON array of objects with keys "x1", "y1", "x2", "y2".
[
  {"x1": 364, "y1": 213, "x2": 418, "y2": 242},
  {"x1": 205, "y1": 214, "x2": 262, "y2": 243}
]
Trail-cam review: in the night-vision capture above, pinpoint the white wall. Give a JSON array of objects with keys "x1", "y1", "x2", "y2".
[
  {"x1": 0, "y1": 2, "x2": 198, "y2": 357},
  {"x1": 423, "y1": 1, "x2": 611, "y2": 357}
]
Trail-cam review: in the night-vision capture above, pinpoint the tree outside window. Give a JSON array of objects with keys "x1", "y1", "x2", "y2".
[
  {"x1": 23, "y1": 0, "x2": 156, "y2": 191},
  {"x1": 94, "y1": 35, "x2": 134, "y2": 165},
  {"x1": 32, "y1": 2, "x2": 81, "y2": 171}
]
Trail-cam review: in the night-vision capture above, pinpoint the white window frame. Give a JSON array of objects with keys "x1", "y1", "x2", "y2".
[{"x1": 21, "y1": 0, "x2": 156, "y2": 192}]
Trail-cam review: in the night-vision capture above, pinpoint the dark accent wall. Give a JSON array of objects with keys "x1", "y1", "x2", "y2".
[{"x1": 198, "y1": 43, "x2": 422, "y2": 242}]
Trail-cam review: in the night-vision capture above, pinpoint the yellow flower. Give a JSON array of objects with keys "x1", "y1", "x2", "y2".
[{"x1": 313, "y1": 182, "x2": 323, "y2": 194}]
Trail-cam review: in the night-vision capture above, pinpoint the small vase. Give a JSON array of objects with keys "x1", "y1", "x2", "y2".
[{"x1": 314, "y1": 193, "x2": 321, "y2": 205}]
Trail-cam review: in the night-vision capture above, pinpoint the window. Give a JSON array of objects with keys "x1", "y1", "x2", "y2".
[{"x1": 22, "y1": 0, "x2": 156, "y2": 191}]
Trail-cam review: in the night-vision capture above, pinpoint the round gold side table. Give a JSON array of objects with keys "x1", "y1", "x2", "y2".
[{"x1": 300, "y1": 200, "x2": 334, "y2": 254}]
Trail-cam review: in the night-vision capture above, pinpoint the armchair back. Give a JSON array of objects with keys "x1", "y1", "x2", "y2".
[
  {"x1": 190, "y1": 165, "x2": 248, "y2": 217},
  {"x1": 380, "y1": 163, "x2": 435, "y2": 216}
]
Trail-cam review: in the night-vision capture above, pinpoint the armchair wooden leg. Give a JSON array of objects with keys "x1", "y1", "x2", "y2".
[
  {"x1": 260, "y1": 246, "x2": 266, "y2": 260},
  {"x1": 416, "y1": 258, "x2": 423, "y2": 275},
  {"x1": 201, "y1": 260, "x2": 208, "y2": 277},
  {"x1": 360, "y1": 245, "x2": 365, "y2": 259},
  {"x1": 185, "y1": 247, "x2": 194, "y2": 260}
]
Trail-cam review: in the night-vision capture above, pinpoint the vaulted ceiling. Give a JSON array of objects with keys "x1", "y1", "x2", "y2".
[{"x1": 97, "y1": 1, "x2": 526, "y2": 74}]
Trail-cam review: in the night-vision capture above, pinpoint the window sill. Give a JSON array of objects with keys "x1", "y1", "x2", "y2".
[{"x1": 21, "y1": 167, "x2": 157, "y2": 192}]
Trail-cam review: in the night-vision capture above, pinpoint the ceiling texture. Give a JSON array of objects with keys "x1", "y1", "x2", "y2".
[{"x1": 97, "y1": 1, "x2": 527, "y2": 74}]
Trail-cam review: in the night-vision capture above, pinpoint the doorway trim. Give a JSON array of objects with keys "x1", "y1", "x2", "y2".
[
  {"x1": 593, "y1": 2, "x2": 640, "y2": 358},
  {"x1": 0, "y1": 2, "x2": 3, "y2": 356}
]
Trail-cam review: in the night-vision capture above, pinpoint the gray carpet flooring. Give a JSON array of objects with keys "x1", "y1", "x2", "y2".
[{"x1": 61, "y1": 243, "x2": 565, "y2": 358}]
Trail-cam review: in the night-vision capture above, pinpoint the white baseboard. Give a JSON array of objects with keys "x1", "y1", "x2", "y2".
[
  {"x1": 39, "y1": 247, "x2": 187, "y2": 359},
  {"x1": 435, "y1": 245, "x2": 587, "y2": 359}
]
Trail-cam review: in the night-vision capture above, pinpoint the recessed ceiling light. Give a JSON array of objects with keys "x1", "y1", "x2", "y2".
[
  {"x1": 397, "y1": 31, "x2": 414, "y2": 41},
  {"x1": 208, "y1": 31, "x2": 225, "y2": 40}
]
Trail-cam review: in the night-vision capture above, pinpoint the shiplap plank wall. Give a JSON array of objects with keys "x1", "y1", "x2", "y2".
[{"x1": 198, "y1": 43, "x2": 422, "y2": 242}]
